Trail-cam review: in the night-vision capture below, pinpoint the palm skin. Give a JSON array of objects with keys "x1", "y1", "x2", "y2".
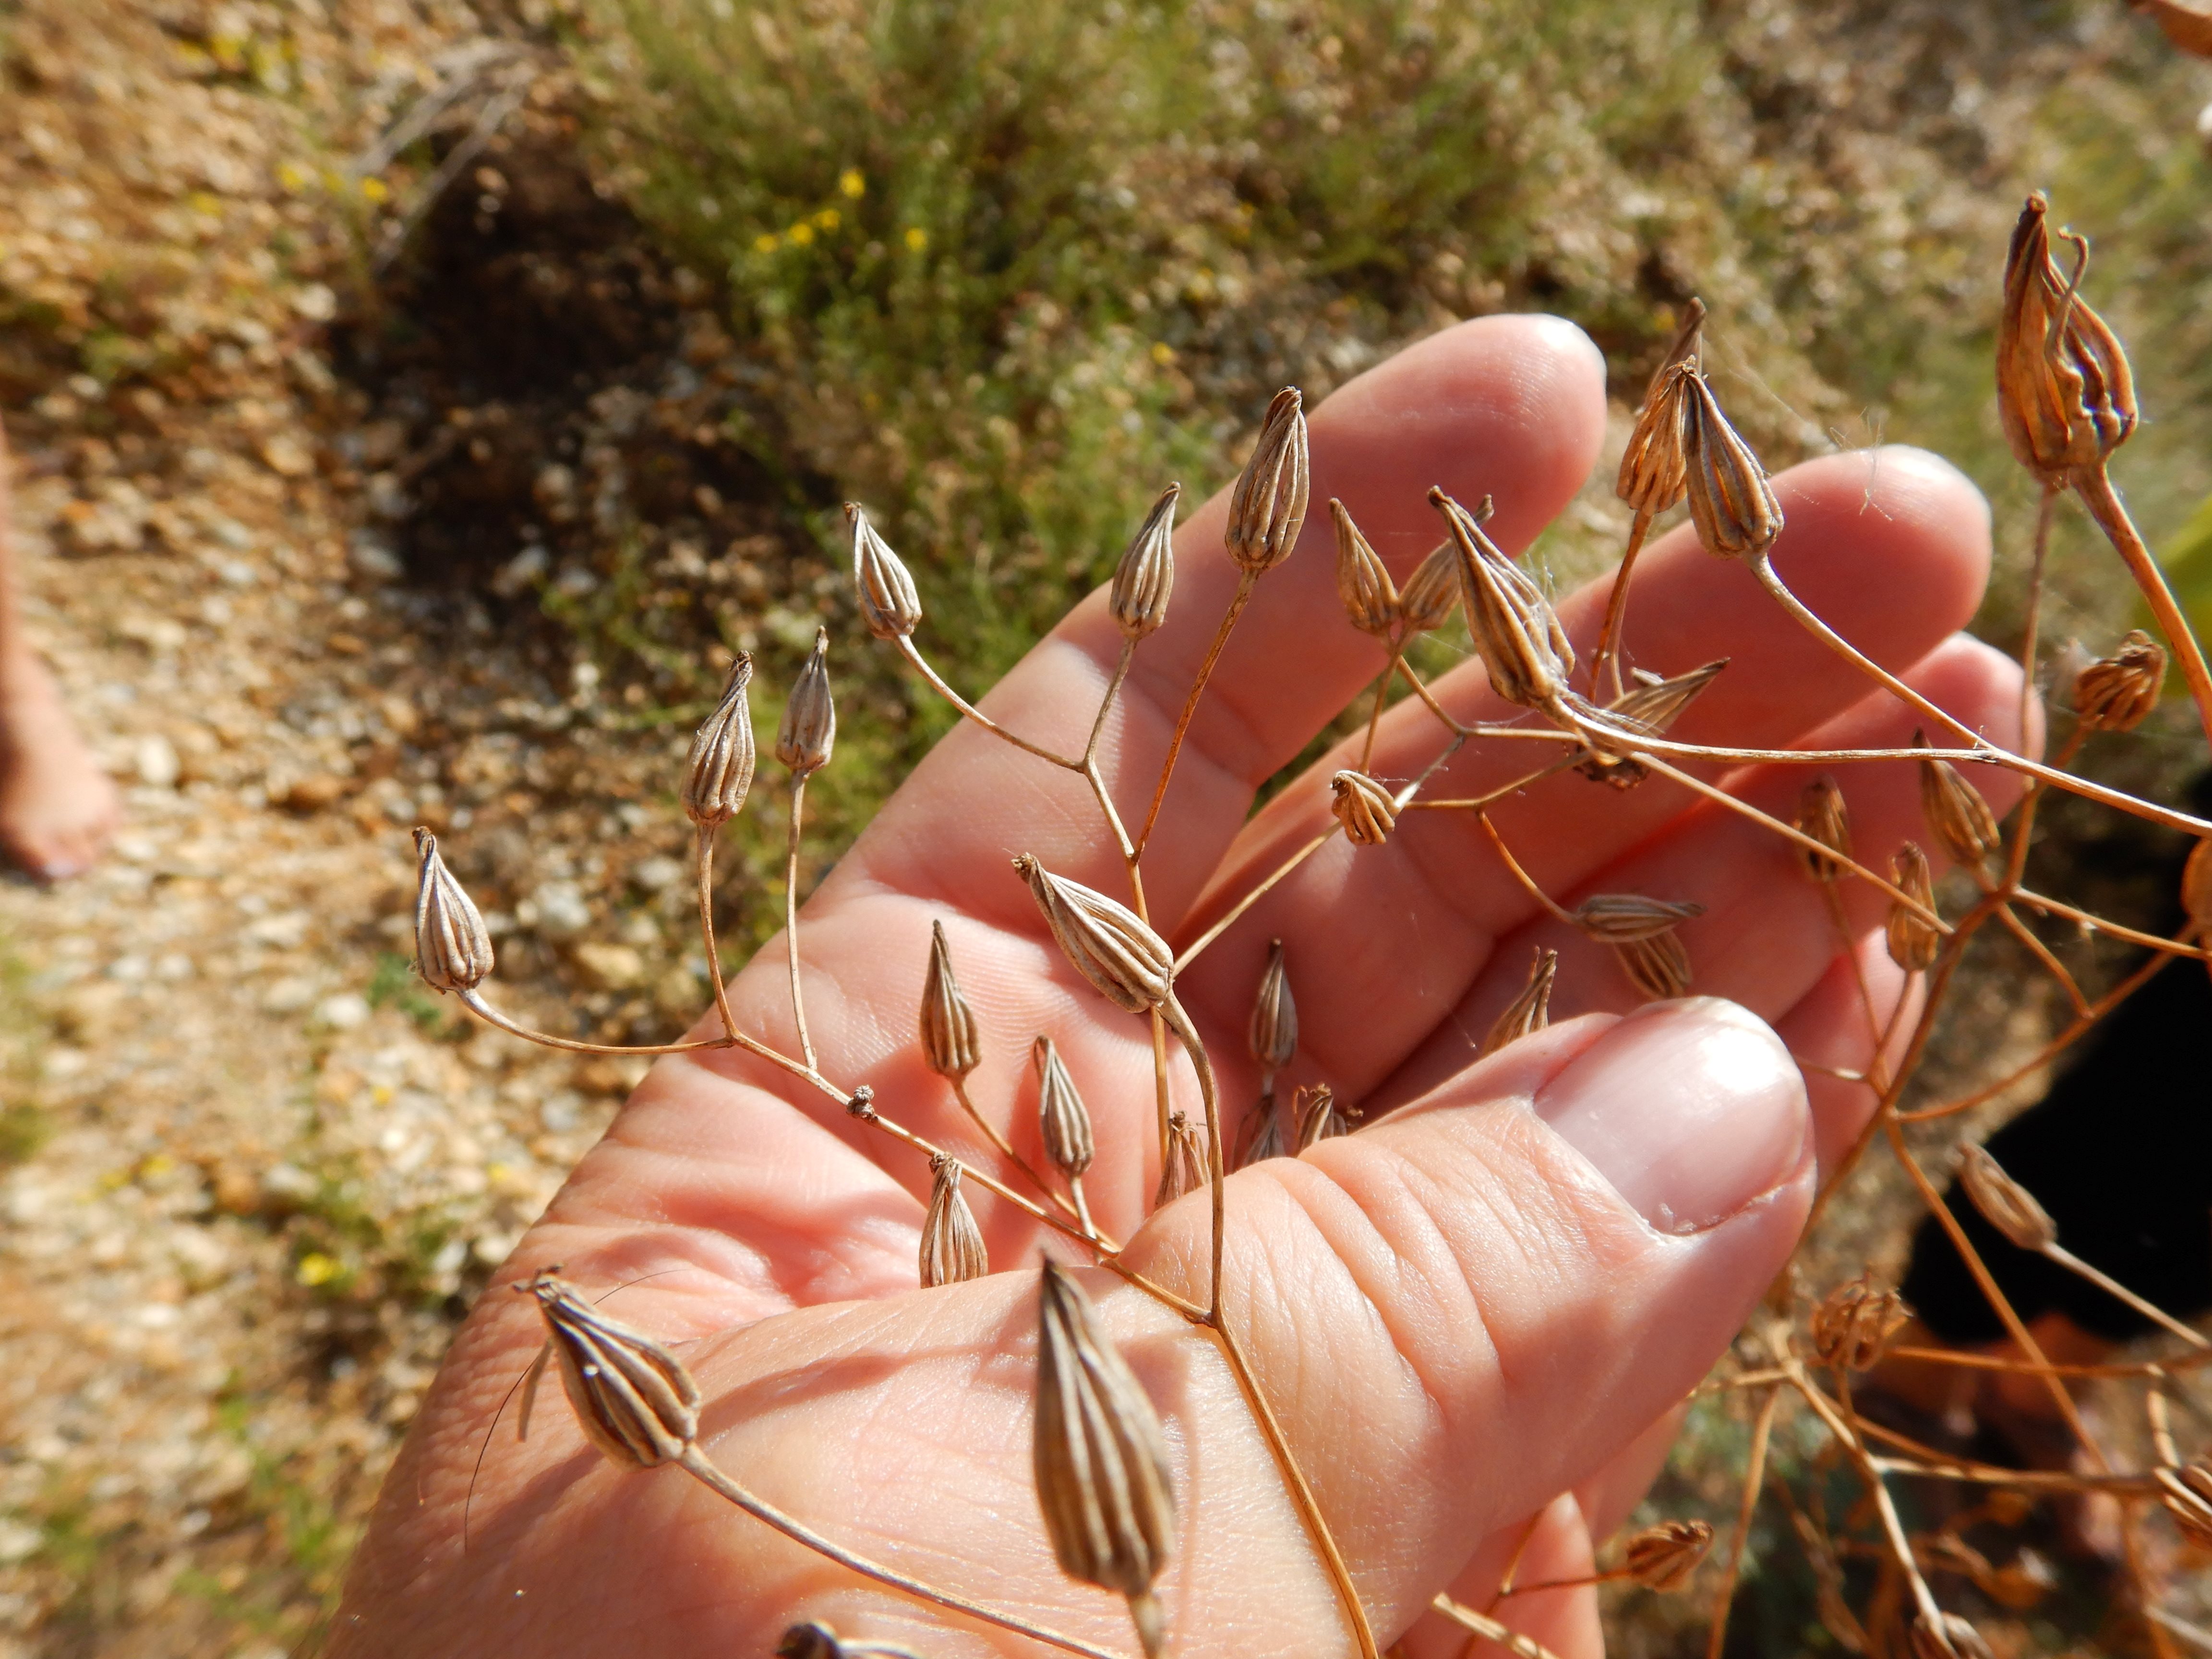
[{"x1": 329, "y1": 316, "x2": 2021, "y2": 1659}]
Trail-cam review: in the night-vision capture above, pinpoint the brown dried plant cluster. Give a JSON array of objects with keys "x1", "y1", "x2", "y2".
[{"x1": 409, "y1": 192, "x2": 2212, "y2": 1659}]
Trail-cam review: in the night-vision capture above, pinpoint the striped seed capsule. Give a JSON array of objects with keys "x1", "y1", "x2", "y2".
[
  {"x1": 681, "y1": 653, "x2": 757, "y2": 828},
  {"x1": 413, "y1": 828, "x2": 493, "y2": 994},
  {"x1": 1623, "y1": 1518, "x2": 1713, "y2": 1592},
  {"x1": 2186, "y1": 836, "x2": 2212, "y2": 932},
  {"x1": 1957, "y1": 1144, "x2": 2057, "y2": 1252},
  {"x1": 1110, "y1": 484, "x2": 1179, "y2": 641},
  {"x1": 1810, "y1": 1273, "x2": 1911, "y2": 1371},
  {"x1": 517, "y1": 1271, "x2": 699, "y2": 1468},
  {"x1": 1915, "y1": 733, "x2": 2000, "y2": 866},
  {"x1": 1396, "y1": 541, "x2": 1461, "y2": 636},
  {"x1": 1681, "y1": 369, "x2": 1782, "y2": 562},
  {"x1": 919, "y1": 1153, "x2": 988, "y2": 1287},
  {"x1": 1793, "y1": 776, "x2": 1852, "y2": 883},
  {"x1": 1616, "y1": 355, "x2": 1698, "y2": 518},
  {"x1": 1614, "y1": 930, "x2": 1693, "y2": 1001},
  {"x1": 1886, "y1": 842, "x2": 1941, "y2": 972},
  {"x1": 775, "y1": 626, "x2": 836, "y2": 776},
  {"x1": 1013, "y1": 854, "x2": 1175, "y2": 1016},
  {"x1": 1433, "y1": 486, "x2": 1575, "y2": 712},
  {"x1": 777, "y1": 1624, "x2": 921, "y2": 1659},
  {"x1": 2073, "y1": 629, "x2": 2165, "y2": 732},
  {"x1": 1479, "y1": 947, "x2": 1557, "y2": 1058},
  {"x1": 847, "y1": 502, "x2": 923, "y2": 638},
  {"x1": 1996, "y1": 194, "x2": 2136, "y2": 483},
  {"x1": 2156, "y1": 1460, "x2": 2212, "y2": 1551},
  {"x1": 1033, "y1": 1035, "x2": 1096, "y2": 1181},
  {"x1": 1570, "y1": 893, "x2": 1706, "y2": 942},
  {"x1": 1226, "y1": 388, "x2": 1310, "y2": 574},
  {"x1": 1293, "y1": 1082, "x2": 1349, "y2": 1152},
  {"x1": 1154, "y1": 1111, "x2": 1207, "y2": 1208},
  {"x1": 918, "y1": 919, "x2": 981, "y2": 1081},
  {"x1": 1330, "y1": 498, "x2": 1399, "y2": 635},
  {"x1": 1249, "y1": 938, "x2": 1297, "y2": 1073},
  {"x1": 1330, "y1": 769, "x2": 1399, "y2": 846}
]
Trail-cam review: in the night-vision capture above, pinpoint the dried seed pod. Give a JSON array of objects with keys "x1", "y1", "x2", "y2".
[
  {"x1": 413, "y1": 828, "x2": 494, "y2": 993},
  {"x1": 1237, "y1": 1101, "x2": 1286, "y2": 1169},
  {"x1": 1329, "y1": 498, "x2": 1399, "y2": 635},
  {"x1": 1613, "y1": 931, "x2": 1693, "y2": 1001},
  {"x1": 518, "y1": 1271, "x2": 700, "y2": 1468},
  {"x1": 1623, "y1": 1518, "x2": 1713, "y2": 1592},
  {"x1": 1957, "y1": 1144, "x2": 2057, "y2": 1252},
  {"x1": 1579, "y1": 659, "x2": 1729, "y2": 787},
  {"x1": 1681, "y1": 369, "x2": 1783, "y2": 562},
  {"x1": 919, "y1": 919, "x2": 981, "y2": 1082},
  {"x1": 1479, "y1": 948, "x2": 1557, "y2": 1058},
  {"x1": 1012, "y1": 854, "x2": 1175, "y2": 1016},
  {"x1": 777, "y1": 1623, "x2": 921, "y2": 1659},
  {"x1": 1226, "y1": 387, "x2": 1310, "y2": 574},
  {"x1": 1248, "y1": 938, "x2": 1298, "y2": 1073},
  {"x1": 1885, "y1": 842, "x2": 1941, "y2": 972},
  {"x1": 1293, "y1": 1082, "x2": 1350, "y2": 1151},
  {"x1": 775, "y1": 626, "x2": 837, "y2": 776},
  {"x1": 1911, "y1": 1611, "x2": 1994, "y2": 1659},
  {"x1": 1433, "y1": 486, "x2": 1575, "y2": 711},
  {"x1": 1110, "y1": 484, "x2": 1179, "y2": 641},
  {"x1": 1617, "y1": 357, "x2": 1698, "y2": 517},
  {"x1": 2156, "y1": 1460, "x2": 2212, "y2": 1551},
  {"x1": 1810, "y1": 1273, "x2": 1912, "y2": 1371},
  {"x1": 1914, "y1": 733, "x2": 2000, "y2": 866},
  {"x1": 1331, "y1": 769, "x2": 1399, "y2": 846},
  {"x1": 1155, "y1": 1111, "x2": 1208, "y2": 1208},
  {"x1": 1793, "y1": 776, "x2": 1852, "y2": 884},
  {"x1": 2073, "y1": 629, "x2": 2166, "y2": 732},
  {"x1": 1033, "y1": 1261, "x2": 1178, "y2": 1659},
  {"x1": 1570, "y1": 893, "x2": 1706, "y2": 943},
  {"x1": 1996, "y1": 195, "x2": 2137, "y2": 483},
  {"x1": 681, "y1": 653, "x2": 757, "y2": 828},
  {"x1": 847, "y1": 502, "x2": 923, "y2": 638},
  {"x1": 2186, "y1": 837, "x2": 2212, "y2": 931},
  {"x1": 1396, "y1": 541, "x2": 1461, "y2": 636},
  {"x1": 1034, "y1": 1035, "x2": 1096, "y2": 1180},
  {"x1": 919, "y1": 1153, "x2": 989, "y2": 1287}
]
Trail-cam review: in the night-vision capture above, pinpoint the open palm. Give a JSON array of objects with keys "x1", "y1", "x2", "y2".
[{"x1": 330, "y1": 316, "x2": 2020, "y2": 1659}]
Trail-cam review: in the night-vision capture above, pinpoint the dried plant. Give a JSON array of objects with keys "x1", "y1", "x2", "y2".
[{"x1": 408, "y1": 191, "x2": 2212, "y2": 1659}]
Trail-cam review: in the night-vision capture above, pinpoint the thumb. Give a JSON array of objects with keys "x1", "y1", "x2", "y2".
[{"x1": 1121, "y1": 996, "x2": 1811, "y2": 1645}]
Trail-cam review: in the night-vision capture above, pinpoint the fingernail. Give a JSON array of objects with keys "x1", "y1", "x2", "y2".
[{"x1": 1533, "y1": 998, "x2": 1807, "y2": 1234}]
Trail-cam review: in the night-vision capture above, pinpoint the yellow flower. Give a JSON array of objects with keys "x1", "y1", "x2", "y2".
[
  {"x1": 360, "y1": 176, "x2": 390, "y2": 204},
  {"x1": 789, "y1": 222, "x2": 816, "y2": 246},
  {"x1": 813, "y1": 207, "x2": 840, "y2": 231},
  {"x1": 839, "y1": 168, "x2": 866, "y2": 199},
  {"x1": 296, "y1": 1252, "x2": 341, "y2": 1287},
  {"x1": 754, "y1": 231, "x2": 780, "y2": 253},
  {"x1": 904, "y1": 226, "x2": 929, "y2": 252},
  {"x1": 1150, "y1": 341, "x2": 1175, "y2": 366},
  {"x1": 276, "y1": 161, "x2": 308, "y2": 192}
]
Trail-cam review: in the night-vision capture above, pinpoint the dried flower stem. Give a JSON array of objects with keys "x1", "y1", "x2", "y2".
[
  {"x1": 1989, "y1": 902, "x2": 2091, "y2": 1017},
  {"x1": 673, "y1": 1446, "x2": 1119, "y2": 1659},
  {"x1": 1784, "y1": 1361, "x2": 1945, "y2": 1626},
  {"x1": 696, "y1": 821, "x2": 738, "y2": 1041},
  {"x1": 1589, "y1": 506, "x2": 1656, "y2": 702},
  {"x1": 2018, "y1": 484, "x2": 2059, "y2": 751},
  {"x1": 1137, "y1": 572, "x2": 1260, "y2": 855},
  {"x1": 2076, "y1": 463, "x2": 2212, "y2": 740},
  {"x1": 895, "y1": 635, "x2": 1081, "y2": 770},
  {"x1": 2039, "y1": 1242, "x2": 2211, "y2": 1349},
  {"x1": 786, "y1": 776, "x2": 817, "y2": 1071},
  {"x1": 1704, "y1": 1382, "x2": 1778, "y2": 1659},
  {"x1": 1476, "y1": 814, "x2": 1577, "y2": 928},
  {"x1": 1432, "y1": 1594, "x2": 1568, "y2": 1659},
  {"x1": 1359, "y1": 643, "x2": 1404, "y2": 773},
  {"x1": 2006, "y1": 887, "x2": 2212, "y2": 960},
  {"x1": 458, "y1": 988, "x2": 736, "y2": 1058}
]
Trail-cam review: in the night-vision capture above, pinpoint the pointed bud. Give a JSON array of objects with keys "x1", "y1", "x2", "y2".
[
  {"x1": 2157, "y1": 1461, "x2": 2212, "y2": 1552},
  {"x1": 1997, "y1": 195, "x2": 2136, "y2": 483},
  {"x1": 919, "y1": 1153, "x2": 989, "y2": 1287},
  {"x1": 1912, "y1": 1611, "x2": 1994, "y2": 1659},
  {"x1": 776, "y1": 626, "x2": 837, "y2": 776},
  {"x1": 1248, "y1": 938, "x2": 1298, "y2": 1072},
  {"x1": 518, "y1": 1271, "x2": 700, "y2": 1468},
  {"x1": 1293, "y1": 1082, "x2": 1350, "y2": 1152},
  {"x1": 1033, "y1": 1261, "x2": 1178, "y2": 1659},
  {"x1": 847, "y1": 502, "x2": 923, "y2": 638},
  {"x1": 1433, "y1": 487, "x2": 1575, "y2": 711},
  {"x1": 1681, "y1": 370, "x2": 1783, "y2": 562},
  {"x1": 1616, "y1": 357, "x2": 1698, "y2": 517},
  {"x1": 1810, "y1": 1272, "x2": 1911, "y2": 1371},
  {"x1": 1330, "y1": 769, "x2": 1399, "y2": 846},
  {"x1": 2073, "y1": 629, "x2": 2165, "y2": 732},
  {"x1": 1914, "y1": 733, "x2": 2000, "y2": 866},
  {"x1": 413, "y1": 827, "x2": 494, "y2": 993},
  {"x1": 1329, "y1": 498, "x2": 1399, "y2": 635},
  {"x1": 1236, "y1": 1102, "x2": 1286, "y2": 1169},
  {"x1": 1154, "y1": 1111, "x2": 1207, "y2": 1208},
  {"x1": 1623, "y1": 1518, "x2": 1714, "y2": 1592},
  {"x1": 1226, "y1": 388, "x2": 1310, "y2": 574},
  {"x1": 681, "y1": 653, "x2": 757, "y2": 828},
  {"x1": 1033, "y1": 1035, "x2": 1095, "y2": 1179},
  {"x1": 1613, "y1": 930, "x2": 1694, "y2": 1001},
  {"x1": 777, "y1": 1623, "x2": 921, "y2": 1659},
  {"x1": 1958, "y1": 1144, "x2": 2057, "y2": 1252},
  {"x1": 919, "y1": 919, "x2": 981, "y2": 1081},
  {"x1": 1012, "y1": 855, "x2": 1175, "y2": 1015},
  {"x1": 1479, "y1": 947, "x2": 1557, "y2": 1058},
  {"x1": 1109, "y1": 484, "x2": 1179, "y2": 641},
  {"x1": 1886, "y1": 842, "x2": 1941, "y2": 972},
  {"x1": 1396, "y1": 541, "x2": 1461, "y2": 636},
  {"x1": 1570, "y1": 893, "x2": 1706, "y2": 943},
  {"x1": 1580, "y1": 659, "x2": 1728, "y2": 787},
  {"x1": 1794, "y1": 776, "x2": 1853, "y2": 884}
]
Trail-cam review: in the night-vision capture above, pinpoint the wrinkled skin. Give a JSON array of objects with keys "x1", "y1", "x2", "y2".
[{"x1": 331, "y1": 316, "x2": 2021, "y2": 1659}]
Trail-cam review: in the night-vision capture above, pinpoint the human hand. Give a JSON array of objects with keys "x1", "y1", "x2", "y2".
[{"x1": 330, "y1": 315, "x2": 2018, "y2": 1659}]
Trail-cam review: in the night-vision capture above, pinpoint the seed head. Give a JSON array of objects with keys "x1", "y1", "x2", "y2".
[
  {"x1": 1681, "y1": 369, "x2": 1783, "y2": 562},
  {"x1": 918, "y1": 919, "x2": 982, "y2": 1081},
  {"x1": 1996, "y1": 195, "x2": 2137, "y2": 483},
  {"x1": 1810, "y1": 1273, "x2": 1911, "y2": 1371},
  {"x1": 775, "y1": 626, "x2": 837, "y2": 776},
  {"x1": 1580, "y1": 660, "x2": 1728, "y2": 787},
  {"x1": 1033, "y1": 1261, "x2": 1178, "y2": 1659},
  {"x1": 1034, "y1": 1035, "x2": 1096, "y2": 1180},
  {"x1": 1293, "y1": 1082, "x2": 1351, "y2": 1151},
  {"x1": 1329, "y1": 498, "x2": 1399, "y2": 636},
  {"x1": 1012, "y1": 855, "x2": 1176, "y2": 1016},
  {"x1": 2186, "y1": 838, "x2": 2212, "y2": 932},
  {"x1": 1886, "y1": 842, "x2": 1942, "y2": 972},
  {"x1": 1479, "y1": 947, "x2": 1557, "y2": 1058},
  {"x1": 1248, "y1": 938, "x2": 1298, "y2": 1073},
  {"x1": 1613, "y1": 930, "x2": 1693, "y2": 1001},
  {"x1": 1110, "y1": 484, "x2": 1179, "y2": 641},
  {"x1": 680, "y1": 653, "x2": 757, "y2": 828},
  {"x1": 1330, "y1": 769, "x2": 1399, "y2": 846},
  {"x1": 1396, "y1": 541, "x2": 1461, "y2": 636},
  {"x1": 1914, "y1": 733, "x2": 2000, "y2": 866},
  {"x1": 2157, "y1": 1461, "x2": 2212, "y2": 1551},
  {"x1": 1958, "y1": 1144, "x2": 2057, "y2": 1252},
  {"x1": 1433, "y1": 486, "x2": 1575, "y2": 711},
  {"x1": 517, "y1": 1271, "x2": 700, "y2": 1468},
  {"x1": 1911, "y1": 1611, "x2": 1994, "y2": 1659},
  {"x1": 777, "y1": 1623, "x2": 921, "y2": 1659},
  {"x1": 1570, "y1": 893, "x2": 1706, "y2": 943},
  {"x1": 1226, "y1": 387, "x2": 1310, "y2": 574},
  {"x1": 847, "y1": 502, "x2": 923, "y2": 638},
  {"x1": 919, "y1": 1153, "x2": 989, "y2": 1287},
  {"x1": 1793, "y1": 776, "x2": 1853, "y2": 883},
  {"x1": 2073, "y1": 629, "x2": 2165, "y2": 733},
  {"x1": 1155, "y1": 1111, "x2": 1207, "y2": 1208},
  {"x1": 1617, "y1": 357, "x2": 1698, "y2": 517},
  {"x1": 1623, "y1": 1518, "x2": 1714, "y2": 1592},
  {"x1": 413, "y1": 828, "x2": 494, "y2": 994}
]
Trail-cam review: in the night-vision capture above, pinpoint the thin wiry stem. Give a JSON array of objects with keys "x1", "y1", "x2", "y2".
[
  {"x1": 1359, "y1": 642, "x2": 1403, "y2": 773},
  {"x1": 2077, "y1": 462, "x2": 2212, "y2": 745},
  {"x1": 2041, "y1": 1241, "x2": 2211, "y2": 1349},
  {"x1": 1784, "y1": 1361, "x2": 1944, "y2": 1626},
  {"x1": 1992, "y1": 901, "x2": 2092, "y2": 1018},
  {"x1": 1138, "y1": 570, "x2": 1260, "y2": 855},
  {"x1": 1704, "y1": 1382, "x2": 1779, "y2": 1659},
  {"x1": 1589, "y1": 505, "x2": 1656, "y2": 702},
  {"x1": 674, "y1": 1447, "x2": 1119, "y2": 1659},
  {"x1": 696, "y1": 821, "x2": 738, "y2": 1041},
  {"x1": 1476, "y1": 813, "x2": 1578, "y2": 928},
  {"x1": 785, "y1": 774, "x2": 817, "y2": 1072},
  {"x1": 2017, "y1": 483, "x2": 2058, "y2": 753},
  {"x1": 459, "y1": 988, "x2": 735, "y2": 1058},
  {"x1": 1431, "y1": 1593, "x2": 1568, "y2": 1659},
  {"x1": 895, "y1": 635, "x2": 1081, "y2": 769}
]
